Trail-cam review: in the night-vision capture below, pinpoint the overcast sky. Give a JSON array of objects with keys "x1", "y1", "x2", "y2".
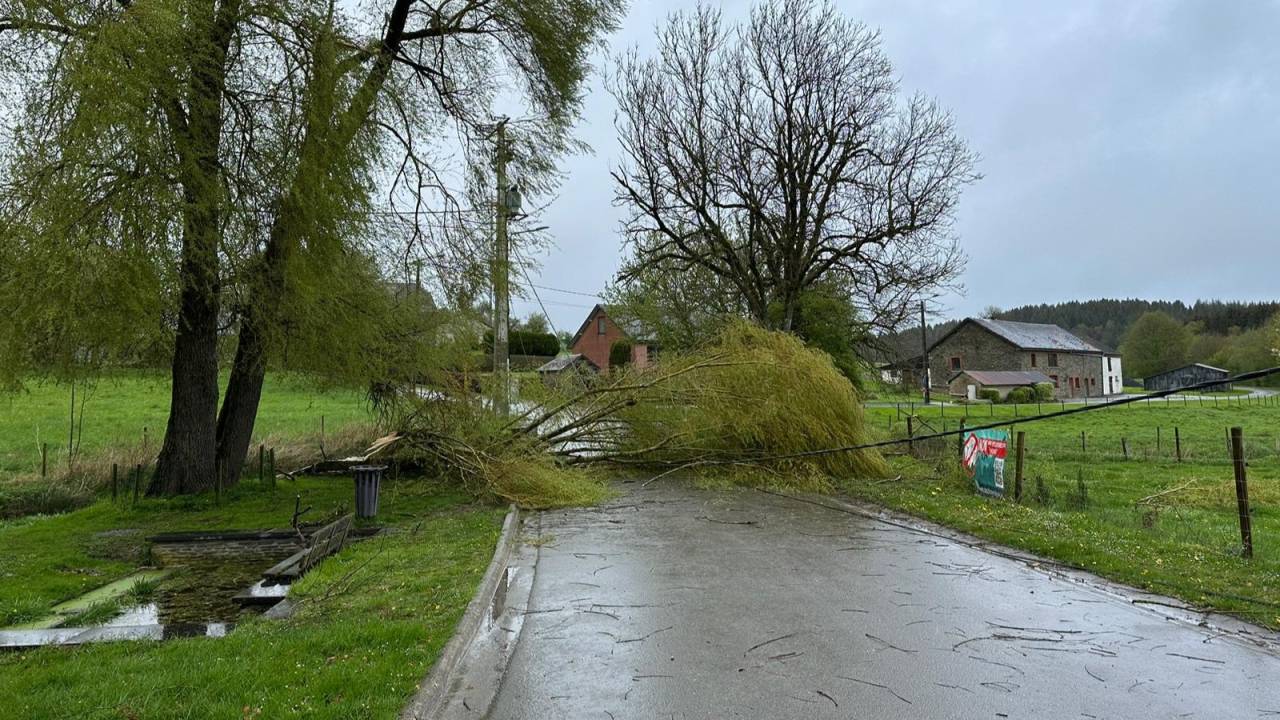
[{"x1": 514, "y1": 0, "x2": 1280, "y2": 334}]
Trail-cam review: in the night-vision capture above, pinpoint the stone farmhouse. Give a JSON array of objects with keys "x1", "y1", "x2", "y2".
[{"x1": 927, "y1": 318, "x2": 1123, "y2": 399}]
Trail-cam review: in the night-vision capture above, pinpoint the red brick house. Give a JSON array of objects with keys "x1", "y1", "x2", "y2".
[{"x1": 569, "y1": 304, "x2": 653, "y2": 374}]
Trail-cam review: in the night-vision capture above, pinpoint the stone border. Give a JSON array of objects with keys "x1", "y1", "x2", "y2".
[
  {"x1": 768, "y1": 489, "x2": 1280, "y2": 655},
  {"x1": 400, "y1": 504, "x2": 524, "y2": 720}
]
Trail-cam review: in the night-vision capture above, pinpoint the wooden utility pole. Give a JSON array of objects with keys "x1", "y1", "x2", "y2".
[
  {"x1": 920, "y1": 300, "x2": 930, "y2": 405},
  {"x1": 492, "y1": 118, "x2": 512, "y2": 417},
  {"x1": 1230, "y1": 427, "x2": 1253, "y2": 558}
]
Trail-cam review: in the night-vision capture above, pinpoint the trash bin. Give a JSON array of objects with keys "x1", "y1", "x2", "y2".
[{"x1": 352, "y1": 465, "x2": 385, "y2": 518}]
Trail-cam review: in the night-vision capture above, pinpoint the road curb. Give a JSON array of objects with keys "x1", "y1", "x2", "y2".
[
  {"x1": 401, "y1": 504, "x2": 523, "y2": 720},
  {"x1": 765, "y1": 488, "x2": 1280, "y2": 655}
]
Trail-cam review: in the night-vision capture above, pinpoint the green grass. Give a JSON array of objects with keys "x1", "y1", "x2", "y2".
[
  {"x1": 854, "y1": 398, "x2": 1280, "y2": 627},
  {"x1": 0, "y1": 477, "x2": 469, "y2": 627},
  {"x1": 0, "y1": 478, "x2": 504, "y2": 719},
  {"x1": 0, "y1": 369, "x2": 372, "y2": 477}
]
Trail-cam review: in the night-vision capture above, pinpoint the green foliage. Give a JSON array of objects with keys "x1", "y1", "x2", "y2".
[
  {"x1": 609, "y1": 339, "x2": 633, "y2": 368},
  {"x1": 1004, "y1": 386, "x2": 1034, "y2": 404},
  {"x1": 978, "y1": 388, "x2": 1001, "y2": 403},
  {"x1": 1033, "y1": 382, "x2": 1055, "y2": 401},
  {"x1": 784, "y1": 283, "x2": 871, "y2": 389},
  {"x1": 614, "y1": 321, "x2": 889, "y2": 485},
  {"x1": 481, "y1": 330, "x2": 560, "y2": 357},
  {"x1": 1122, "y1": 311, "x2": 1192, "y2": 378}
]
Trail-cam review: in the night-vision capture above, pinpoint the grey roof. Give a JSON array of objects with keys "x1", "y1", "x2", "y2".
[
  {"x1": 970, "y1": 318, "x2": 1101, "y2": 353},
  {"x1": 537, "y1": 353, "x2": 599, "y2": 373},
  {"x1": 1149, "y1": 362, "x2": 1229, "y2": 377},
  {"x1": 951, "y1": 370, "x2": 1053, "y2": 387}
]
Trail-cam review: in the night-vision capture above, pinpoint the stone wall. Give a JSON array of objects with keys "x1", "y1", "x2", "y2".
[{"x1": 930, "y1": 323, "x2": 1106, "y2": 399}]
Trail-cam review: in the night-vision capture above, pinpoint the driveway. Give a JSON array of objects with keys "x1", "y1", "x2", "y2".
[{"x1": 483, "y1": 483, "x2": 1280, "y2": 719}]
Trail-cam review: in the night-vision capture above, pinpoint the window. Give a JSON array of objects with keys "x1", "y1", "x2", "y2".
[
  {"x1": 1073, "y1": 377, "x2": 1081, "y2": 389},
  {"x1": 950, "y1": 356, "x2": 961, "y2": 371},
  {"x1": 1048, "y1": 353, "x2": 1059, "y2": 367},
  {"x1": 1030, "y1": 353, "x2": 1037, "y2": 368},
  {"x1": 1049, "y1": 375, "x2": 1059, "y2": 387},
  {"x1": 1090, "y1": 377, "x2": 1096, "y2": 386},
  {"x1": 1107, "y1": 356, "x2": 1113, "y2": 372},
  {"x1": 597, "y1": 317, "x2": 606, "y2": 335}
]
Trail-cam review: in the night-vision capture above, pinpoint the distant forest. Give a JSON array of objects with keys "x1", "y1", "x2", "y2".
[
  {"x1": 875, "y1": 299, "x2": 1280, "y2": 385},
  {"x1": 993, "y1": 299, "x2": 1280, "y2": 352}
]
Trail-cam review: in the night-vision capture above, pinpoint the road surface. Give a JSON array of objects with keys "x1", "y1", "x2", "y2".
[{"x1": 483, "y1": 483, "x2": 1280, "y2": 719}]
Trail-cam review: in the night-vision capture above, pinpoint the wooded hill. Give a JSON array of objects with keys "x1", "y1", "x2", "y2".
[{"x1": 874, "y1": 299, "x2": 1280, "y2": 385}]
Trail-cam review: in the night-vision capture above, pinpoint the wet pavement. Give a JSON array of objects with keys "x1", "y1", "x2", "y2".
[{"x1": 486, "y1": 483, "x2": 1280, "y2": 719}]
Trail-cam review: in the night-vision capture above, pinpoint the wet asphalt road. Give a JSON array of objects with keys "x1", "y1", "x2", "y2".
[{"x1": 486, "y1": 483, "x2": 1280, "y2": 719}]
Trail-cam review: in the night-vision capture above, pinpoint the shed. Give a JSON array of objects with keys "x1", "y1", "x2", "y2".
[
  {"x1": 949, "y1": 370, "x2": 1053, "y2": 400},
  {"x1": 1142, "y1": 363, "x2": 1231, "y2": 393},
  {"x1": 536, "y1": 354, "x2": 600, "y2": 385}
]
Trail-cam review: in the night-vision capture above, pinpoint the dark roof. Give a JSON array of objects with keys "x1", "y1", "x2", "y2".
[
  {"x1": 1148, "y1": 362, "x2": 1229, "y2": 378},
  {"x1": 569, "y1": 304, "x2": 656, "y2": 347},
  {"x1": 951, "y1": 370, "x2": 1053, "y2": 386},
  {"x1": 932, "y1": 318, "x2": 1101, "y2": 354},
  {"x1": 537, "y1": 353, "x2": 599, "y2": 373}
]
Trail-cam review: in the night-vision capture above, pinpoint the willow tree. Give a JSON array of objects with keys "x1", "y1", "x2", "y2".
[
  {"x1": 0, "y1": 0, "x2": 623, "y2": 494},
  {"x1": 610, "y1": 0, "x2": 977, "y2": 335}
]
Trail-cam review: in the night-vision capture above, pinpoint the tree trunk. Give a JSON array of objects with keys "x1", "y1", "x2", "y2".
[
  {"x1": 150, "y1": 254, "x2": 220, "y2": 495},
  {"x1": 215, "y1": 315, "x2": 268, "y2": 487},
  {"x1": 148, "y1": 0, "x2": 241, "y2": 496},
  {"x1": 213, "y1": 1, "x2": 413, "y2": 483}
]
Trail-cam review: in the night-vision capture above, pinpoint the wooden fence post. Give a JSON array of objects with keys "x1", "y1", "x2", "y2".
[
  {"x1": 1080, "y1": 431, "x2": 1086, "y2": 453},
  {"x1": 111, "y1": 463, "x2": 118, "y2": 502},
  {"x1": 41, "y1": 442, "x2": 47, "y2": 478},
  {"x1": 1121, "y1": 437, "x2": 1129, "y2": 460},
  {"x1": 1174, "y1": 427, "x2": 1182, "y2": 463},
  {"x1": 1157, "y1": 426, "x2": 1162, "y2": 453},
  {"x1": 1230, "y1": 427, "x2": 1253, "y2": 559},
  {"x1": 1014, "y1": 431, "x2": 1026, "y2": 502},
  {"x1": 259, "y1": 444, "x2": 265, "y2": 483}
]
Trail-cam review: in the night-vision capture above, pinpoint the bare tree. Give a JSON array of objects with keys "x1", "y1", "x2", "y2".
[{"x1": 610, "y1": 0, "x2": 978, "y2": 334}]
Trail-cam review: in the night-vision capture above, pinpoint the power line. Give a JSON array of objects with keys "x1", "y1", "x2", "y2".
[{"x1": 518, "y1": 282, "x2": 602, "y2": 299}]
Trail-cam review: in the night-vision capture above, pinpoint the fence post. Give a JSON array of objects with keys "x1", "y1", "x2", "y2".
[
  {"x1": 957, "y1": 419, "x2": 966, "y2": 462},
  {"x1": 1174, "y1": 427, "x2": 1182, "y2": 463},
  {"x1": 1014, "y1": 431, "x2": 1026, "y2": 502},
  {"x1": 906, "y1": 416, "x2": 915, "y2": 457},
  {"x1": 259, "y1": 444, "x2": 265, "y2": 483},
  {"x1": 41, "y1": 442, "x2": 47, "y2": 478},
  {"x1": 1157, "y1": 426, "x2": 1162, "y2": 453},
  {"x1": 269, "y1": 448, "x2": 276, "y2": 487},
  {"x1": 1080, "y1": 431, "x2": 1086, "y2": 453},
  {"x1": 1121, "y1": 437, "x2": 1129, "y2": 460},
  {"x1": 1230, "y1": 427, "x2": 1253, "y2": 559},
  {"x1": 112, "y1": 463, "x2": 118, "y2": 502}
]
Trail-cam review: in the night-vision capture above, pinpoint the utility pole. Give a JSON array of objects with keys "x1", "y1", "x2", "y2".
[
  {"x1": 920, "y1": 300, "x2": 930, "y2": 405},
  {"x1": 492, "y1": 118, "x2": 511, "y2": 416}
]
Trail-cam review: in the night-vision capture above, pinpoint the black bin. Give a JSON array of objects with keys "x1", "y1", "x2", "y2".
[{"x1": 352, "y1": 465, "x2": 386, "y2": 518}]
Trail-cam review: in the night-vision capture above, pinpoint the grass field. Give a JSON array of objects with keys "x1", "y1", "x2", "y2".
[
  {"x1": 853, "y1": 395, "x2": 1280, "y2": 628},
  {"x1": 0, "y1": 370, "x2": 372, "y2": 477},
  {"x1": 0, "y1": 477, "x2": 504, "y2": 719}
]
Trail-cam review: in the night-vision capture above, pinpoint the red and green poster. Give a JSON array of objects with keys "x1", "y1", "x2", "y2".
[{"x1": 963, "y1": 428, "x2": 1009, "y2": 497}]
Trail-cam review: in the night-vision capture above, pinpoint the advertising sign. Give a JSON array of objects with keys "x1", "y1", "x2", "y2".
[{"x1": 963, "y1": 428, "x2": 1009, "y2": 497}]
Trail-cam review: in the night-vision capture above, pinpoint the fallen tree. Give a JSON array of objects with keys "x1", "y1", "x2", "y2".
[{"x1": 385, "y1": 322, "x2": 889, "y2": 506}]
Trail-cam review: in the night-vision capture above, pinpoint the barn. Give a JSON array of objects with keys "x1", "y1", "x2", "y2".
[{"x1": 1142, "y1": 363, "x2": 1231, "y2": 393}]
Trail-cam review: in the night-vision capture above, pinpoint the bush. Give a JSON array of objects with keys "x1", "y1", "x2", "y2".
[
  {"x1": 481, "y1": 330, "x2": 559, "y2": 357},
  {"x1": 1033, "y1": 382, "x2": 1055, "y2": 401},
  {"x1": 1005, "y1": 386, "x2": 1034, "y2": 404},
  {"x1": 609, "y1": 340, "x2": 633, "y2": 368},
  {"x1": 978, "y1": 388, "x2": 1001, "y2": 403}
]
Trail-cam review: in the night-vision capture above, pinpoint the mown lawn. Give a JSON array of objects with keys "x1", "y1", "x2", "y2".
[
  {"x1": 854, "y1": 399, "x2": 1280, "y2": 628},
  {"x1": 0, "y1": 370, "x2": 371, "y2": 476},
  {"x1": 0, "y1": 477, "x2": 505, "y2": 719}
]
